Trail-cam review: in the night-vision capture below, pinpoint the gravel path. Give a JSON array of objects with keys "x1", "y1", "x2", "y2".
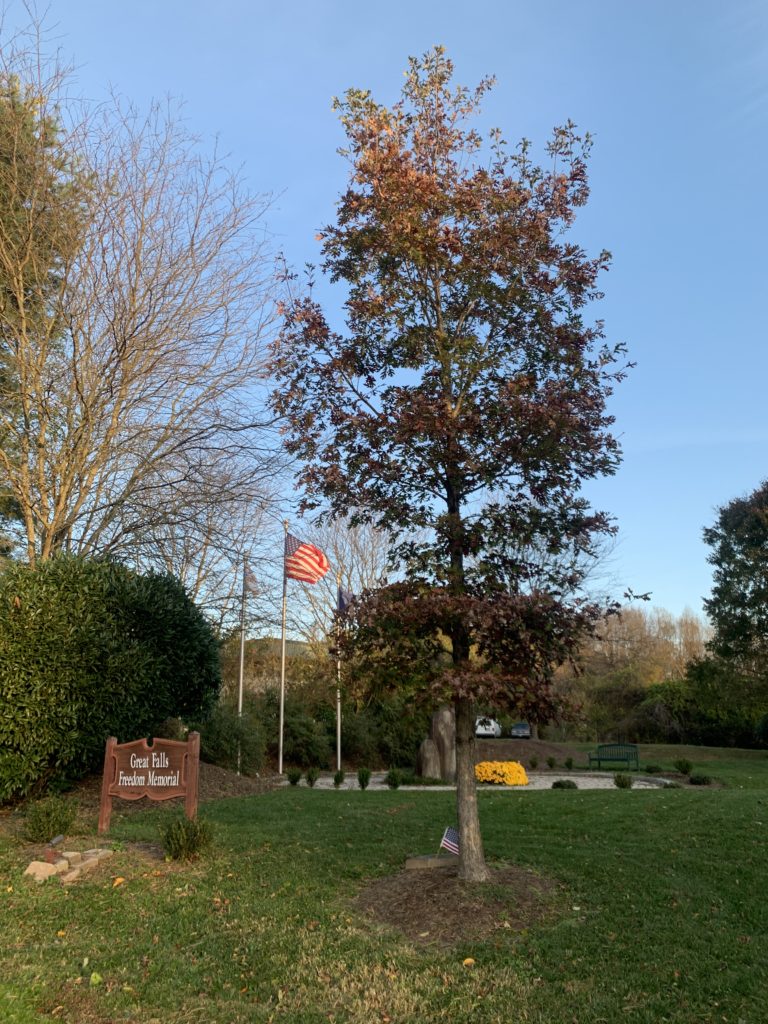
[{"x1": 283, "y1": 771, "x2": 672, "y2": 791}]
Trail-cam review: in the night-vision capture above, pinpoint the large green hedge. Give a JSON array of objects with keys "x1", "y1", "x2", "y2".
[{"x1": 0, "y1": 556, "x2": 220, "y2": 802}]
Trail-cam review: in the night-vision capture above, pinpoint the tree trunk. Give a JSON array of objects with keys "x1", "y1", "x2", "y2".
[{"x1": 455, "y1": 696, "x2": 491, "y2": 882}]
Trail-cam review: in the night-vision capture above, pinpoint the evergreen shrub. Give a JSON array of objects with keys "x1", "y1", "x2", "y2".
[
  {"x1": 689, "y1": 773, "x2": 712, "y2": 786},
  {"x1": 194, "y1": 703, "x2": 264, "y2": 775},
  {"x1": 22, "y1": 795, "x2": 77, "y2": 843},
  {"x1": 162, "y1": 816, "x2": 213, "y2": 860},
  {"x1": 0, "y1": 556, "x2": 220, "y2": 803}
]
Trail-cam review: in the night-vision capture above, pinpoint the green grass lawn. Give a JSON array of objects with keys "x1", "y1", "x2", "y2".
[{"x1": 2, "y1": 744, "x2": 768, "y2": 1023}]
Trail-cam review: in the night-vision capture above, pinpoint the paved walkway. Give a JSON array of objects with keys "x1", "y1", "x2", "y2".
[{"x1": 282, "y1": 771, "x2": 671, "y2": 791}]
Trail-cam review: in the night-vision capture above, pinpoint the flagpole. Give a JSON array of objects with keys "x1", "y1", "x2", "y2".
[
  {"x1": 237, "y1": 557, "x2": 247, "y2": 776},
  {"x1": 336, "y1": 572, "x2": 342, "y2": 773},
  {"x1": 278, "y1": 521, "x2": 289, "y2": 775}
]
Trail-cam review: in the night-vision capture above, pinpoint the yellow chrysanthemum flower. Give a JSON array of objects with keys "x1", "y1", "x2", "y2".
[{"x1": 475, "y1": 760, "x2": 529, "y2": 786}]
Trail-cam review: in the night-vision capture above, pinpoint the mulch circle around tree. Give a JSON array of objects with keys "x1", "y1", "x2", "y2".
[{"x1": 355, "y1": 862, "x2": 562, "y2": 947}]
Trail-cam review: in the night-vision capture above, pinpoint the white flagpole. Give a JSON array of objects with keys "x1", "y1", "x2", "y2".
[
  {"x1": 237, "y1": 558, "x2": 247, "y2": 776},
  {"x1": 278, "y1": 521, "x2": 289, "y2": 775},
  {"x1": 336, "y1": 572, "x2": 342, "y2": 773}
]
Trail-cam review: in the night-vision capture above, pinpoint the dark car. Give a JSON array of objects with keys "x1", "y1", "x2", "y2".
[{"x1": 509, "y1": 722, "x2": 531, "y2": 738}]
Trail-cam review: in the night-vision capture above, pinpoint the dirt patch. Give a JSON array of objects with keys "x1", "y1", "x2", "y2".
[{"x1": 355, "y1": 862, "x2": 562, "y2": 947}]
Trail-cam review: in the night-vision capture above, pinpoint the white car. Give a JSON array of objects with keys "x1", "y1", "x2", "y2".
[{"x1": 475, "y1": 716, "x2": 502, "y2": 738}]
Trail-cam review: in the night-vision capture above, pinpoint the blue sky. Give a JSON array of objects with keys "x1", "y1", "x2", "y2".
[{"x1": 6, "y1": 0, "x2": 767, "y2": 619}]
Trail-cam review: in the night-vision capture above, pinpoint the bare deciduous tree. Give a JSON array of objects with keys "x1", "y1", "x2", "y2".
[
  {"x1": 293, "y1": 519, "x2": 393, "y2": 652},
  {"x1": 0, "y1": 19, "x2": 282, "y2": 577}
]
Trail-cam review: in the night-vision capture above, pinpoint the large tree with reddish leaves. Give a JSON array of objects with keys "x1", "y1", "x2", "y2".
[{"x1": 270, "y1": 48, "x2": 627, "y2": 881}]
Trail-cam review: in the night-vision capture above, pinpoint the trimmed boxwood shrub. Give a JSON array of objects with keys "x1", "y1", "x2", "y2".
[
  {"x1": 689, "y1": 773, "x2": 713, "y2": 786},
  {"x1": 0, "y1": 556, "x2": 220, "y2": 803}
]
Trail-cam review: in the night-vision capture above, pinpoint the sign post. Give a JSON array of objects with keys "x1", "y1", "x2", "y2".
[{"x1": 98, "y1": 732, "x2": 200, "y2": 834}]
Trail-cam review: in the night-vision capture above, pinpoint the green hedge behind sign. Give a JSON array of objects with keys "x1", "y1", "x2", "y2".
[{"x1": 0, "y1": 556, "x2": 220, "y2": 802}]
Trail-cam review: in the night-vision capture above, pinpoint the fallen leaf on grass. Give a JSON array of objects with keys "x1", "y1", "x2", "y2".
[
  {"x1": 112, "y1": 876, "x2": 126, "y2": 888},
  {"x1": 462, "y1": 958, "x2": 475, "y2": 967}
]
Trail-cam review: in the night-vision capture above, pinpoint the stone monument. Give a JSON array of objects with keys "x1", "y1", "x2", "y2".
[{"x1": 416, "y1": 704, "x2": 456, "y2": 782}]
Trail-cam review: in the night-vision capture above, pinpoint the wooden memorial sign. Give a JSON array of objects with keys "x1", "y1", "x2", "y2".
[{"x1": 98, "y1": 732, "x2": 200, "y2": 834}]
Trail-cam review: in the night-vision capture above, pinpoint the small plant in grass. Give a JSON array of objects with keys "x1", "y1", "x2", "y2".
[
  {"x1": 689, "y1": 773, "x2": 712, "y2": 786},
  {"x1": 644, "y1": 764, "x2": 662, "y2": 773},
  {"x1": 614, "y1": 773, "x2": 634, "y2": 789},
  {"x1": 386, "y1": 768, "x2": 401, "y2": 789},
  {"x1": 552, "y1": 779, "x2": 577, "y2": 789},
  {"x1": 162, "y1": 816, "x2": 213, "y2": 861},
  {"x1": 305, "y1": 766, "x2": 320, "y2": 788},
  {"x1": 674, "y1": 758, "x2": 693, "y2": 775},
  {"x1": 357, "y1": 767, "x2": 371, "y2": 790},
  {"x1": 333, "y1": 769, "x2": 345, "y2": 789},
  {"x1": 22, "y1": 796, "x2": 77, "y2": 843},
  {"x1": 564, "y1": 757, "x2": 574, "y2": 770},
  {"x1": 546, "y1": 756, "x2": 557, "y2": 769},
  {"x1": 529, "y1": 755, "x2": 539, "y2": 770},
  {"x1": 286, "y1": 767, "x2": 302, "y2": 786}
]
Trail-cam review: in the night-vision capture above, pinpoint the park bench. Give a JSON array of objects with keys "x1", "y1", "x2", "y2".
[{"x1": 588, "y1": 743, "x2": 639, "y2": 770}]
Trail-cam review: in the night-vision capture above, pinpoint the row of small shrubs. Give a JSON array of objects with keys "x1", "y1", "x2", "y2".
[
  {"x1": 669, "y1": 759, "x2": 712, "y2": 785},
  {"x1": 551, "y1": 775, "x2": 635, "y2": 790},
  {"x1": 285, "y1": 766, "x2": 445, "y2": 790},
  {"x1": 286, "y1": 766, "x2": 375, "y2": 789},
  {"x1": 529, "y1": 755, "x2": 576, "y2": 770},
  {"x1": 551, "y1": 772, "x2": 713, "y2": 791}
]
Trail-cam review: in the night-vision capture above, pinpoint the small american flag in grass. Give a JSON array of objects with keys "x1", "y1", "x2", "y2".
[{"x1": 440, "y1": 826, "x2": 459, "y2": 855}]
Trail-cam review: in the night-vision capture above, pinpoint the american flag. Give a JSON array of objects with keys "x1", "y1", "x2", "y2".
[
  {"x1": 244, "y1": 561, "x2": 259, "y2": 594},
  {"x1": 440, "y1": 826, "x2": 460, "y2": 856},
  {"x1": 284, "y1": 533, "x2": 330, "y2": 584}
]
